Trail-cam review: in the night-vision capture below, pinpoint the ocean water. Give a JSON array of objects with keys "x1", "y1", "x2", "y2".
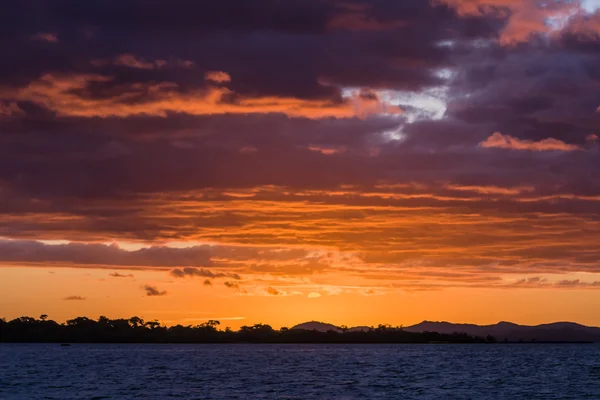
[{"x1": 1, "y1": 344, "x2": 600, "y2": 399}]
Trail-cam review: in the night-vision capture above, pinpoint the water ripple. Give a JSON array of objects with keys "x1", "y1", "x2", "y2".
[{"x1": 1, "y1": 344, "x2": 599, "y2": 399}]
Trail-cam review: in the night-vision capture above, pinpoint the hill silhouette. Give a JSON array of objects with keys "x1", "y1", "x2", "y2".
[
  {"x1": 403, "y1": 321, "x2": 600, "y2": 342},
  {"x1": 291, "y1": 321, "x2": 344, "y2": 332},
  {"x1": 291, "y1": 321, "x2": 600, "y2": 343}
]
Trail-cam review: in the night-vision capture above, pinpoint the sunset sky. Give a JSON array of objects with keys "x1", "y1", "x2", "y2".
[{"x1": 1, "y1": 0, "x2": 600, "y2": 329}]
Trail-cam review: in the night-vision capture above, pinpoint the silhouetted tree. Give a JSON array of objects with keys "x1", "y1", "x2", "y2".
[
  {"x1": 0, "y1": 315, "x2": 494, "y2": 344},
  {"x1": 129, "y1": 316, "x2": 144, "y2": 328},
  {"x1": 145, "y1": 320, "x2": 161, "y2": 330}
]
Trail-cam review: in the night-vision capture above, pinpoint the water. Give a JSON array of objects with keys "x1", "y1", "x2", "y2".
[{"x1": 1, "y1": 344, "x2": 600, "y2": 399}]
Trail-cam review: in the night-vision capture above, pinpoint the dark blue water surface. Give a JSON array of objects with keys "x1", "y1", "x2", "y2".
[{"x1": 1, "y1": 344, "x2": 600, "y2": 399}]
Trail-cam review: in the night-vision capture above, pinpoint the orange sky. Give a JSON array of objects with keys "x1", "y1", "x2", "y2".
[
  {"x1": 1, "y1": 0, "x2": 600, "y2": 328},
  {"x1": 3, "y1": 265, "x2": 600, "y2": 329},
  {"x1": 3, "y1": 182, "x2": 600, "y2": 329}
]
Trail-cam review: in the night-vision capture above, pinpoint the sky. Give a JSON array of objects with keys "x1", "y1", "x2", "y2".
[{"x1": 1, "y1": 0, "x2": 600, "y2": 329}]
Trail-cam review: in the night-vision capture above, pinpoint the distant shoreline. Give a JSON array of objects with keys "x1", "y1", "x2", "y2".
[
  {"x1": 4, "y1": 316, "x2": 600, "y2": 344},
  {"x1": 2, "y1": 316, "x2": 491, "y2": 344}
]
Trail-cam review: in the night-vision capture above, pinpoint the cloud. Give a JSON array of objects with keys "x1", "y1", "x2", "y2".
[
  {"x1": 308, "y1": 292, "x2": 322, "y2": 298},
  {"x1": 3, "y1": 177, "x2": 600, "y2": 289},
  {"x1": 266, "y1": 287, "x2": 281, "y2": 296},
  {"x1": 0, "y1": 240, "x2": 213, "y2": 267},
  {"x1": 561, "y1": 8, "x2": 600, "y2": 39},
  {"x1": 0, "y1": 239, "x2": 329, "y2": 276},
  {"x1": 205, "y1": 71, "x2": 231, "y2": 83},
  {"x1": 31, "y1": 33, "x2": 58, "y2": 43},
  {"x1": 515, "y1": 277, "x2": 549, "y2": 286},
  {"x1": 445, "y1": 184, "x2": 534, "y2": 196},
  {"x1": 511, "y1": 277, "x2": 600, "y2": 289},
  {"x1": 438, "y1": 0, "x2": 588, "y2": 44},
  {"x1": 170, "y1": 267, "x2": 241, "y2": 280},
  {"x1": 144, "y1": 285, "x2": 167, "y2": 296},
  {"x1": 480, "y1": 132, "x2": 582, "y2": 152},
  {"x1": 0, "y1": 102, "x2": 24, "y2": 116},
  {"x1": 10, "y1": 73, "x2": 407, "y2": 120},
  {"x1": 203, "y1": 279, "x2": 213, "y2": 286},
  {"x1": 114, "y1": 54, "x2": 164, "y2": 70},
  {"x1": 109, "y1": 272, "x2": 134, "y2": 278},
  {"x1": 556, "y1": 279, "x2": 584, "y2": 287},
  {"x1": 224, "y1": 281, "x2": 240, "y2": 290},
  {"x1": 1, "y1": 0, "x2": 600, "y2": 296},
  {"x1": 554, "y1": 279, "x2": 600, "y2": 288},
  {"x1": 91, "y1": 54, "x2": 194, "y2": 70},
  {"x1": 307, "y1": 145, "x2": 345, "y2": 155},
  {"x1": 327, "y1": 6, "x2": 408, "y2": 32},
  {"x1": 346, "y1": 88, "x2": 404, "y2": 118},
  {"x1": 63, "y1": 296, "x2": 86, "y2": 301},
  {"x1": 0, "y1": 0, "x2": 499, "y2": 112}
]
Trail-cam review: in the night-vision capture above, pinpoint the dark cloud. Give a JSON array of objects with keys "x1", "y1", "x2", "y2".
[
  {"x1": 0, "y1": 240, "x2": 212, "y2": 267},
  {"x1": 170, "y1": 267, "x2": 241, "y2": 280},
  {"x1": 109, "y1": 272, "x2": 134, "y2": 278},
  {"x1": 0, "y1": 0, "x2": 599, "y2": 289},
  {"x1": 266, "y1": 287, "x2": 281, "y2": 296},
  {"x1": 63, "y1": 295, "x2": 86, "y2": 301},
  {"x1": 515, "y1": 277, "x2": 548, "y2": 286},
  {"x1": 553, "y1": 279, "x2": 600, "y2": 288},
  {"x1": 203, "y1": 279, "x2": 213, "y2": 286},
  {"x1": 0, "y1": 238, "x2": 320, "y2": 274},
  {"x1": 0, "y1": 0, "x2": 498, "y2": 102},
  {"x1": 143, "y1": 285, "x2": 167, "y2": 296},
  {"x1": 224, "y1": 282, "x2": 240, "y2": 290},
  {"x1": 512, "y1": 278, "x2": 600, "y2": 289}
]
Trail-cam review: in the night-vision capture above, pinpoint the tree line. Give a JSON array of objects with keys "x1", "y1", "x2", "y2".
[{"x1": 0, "y1": 315, "x2": 496, "y2": 344}]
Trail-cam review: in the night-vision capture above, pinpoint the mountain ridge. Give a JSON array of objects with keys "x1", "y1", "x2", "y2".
[{"x1": 291, "y1": 320, "x2": 600, "y2": 342}]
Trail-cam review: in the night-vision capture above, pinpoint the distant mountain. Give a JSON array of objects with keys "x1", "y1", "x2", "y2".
[
  {"x1": 347, "y1": 326, "x2": 371, "y2": 333},
  {"x1": 291, "y1": 321, "x2": 342, "y2": 333},
  {"x1": 404, "y1": 321, "x2": 600, "y2": 342},
  {"x1": 291, "y1": 322, "x2": 371, "y2": 333},
  {"x1": 292, "y1": 321, "x2": 600, "y2": 342}
]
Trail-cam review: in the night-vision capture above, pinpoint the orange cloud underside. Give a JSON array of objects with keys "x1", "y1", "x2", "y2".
[
  {"x1": 7, "y1": 73, "x2": 402, "y2": 119},
  {"x1": 480, "y1": 132, "x2": 582, "y2": 151},
  {"x1": 439, "y1": 0, "x2": 594, "y2": 44},
  {"x1": 2, "y1": 183, "x2": 600, "y2": 326}
]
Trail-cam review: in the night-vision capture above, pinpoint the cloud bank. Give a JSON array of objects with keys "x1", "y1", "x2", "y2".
[{"x1": 0, "y1": 0, "x2": 599, "y2": 294}]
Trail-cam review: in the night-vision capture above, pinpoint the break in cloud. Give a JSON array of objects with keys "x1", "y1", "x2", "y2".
[{"x1": 0, "y1": 0, "x2": 599, "y2": 294}]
